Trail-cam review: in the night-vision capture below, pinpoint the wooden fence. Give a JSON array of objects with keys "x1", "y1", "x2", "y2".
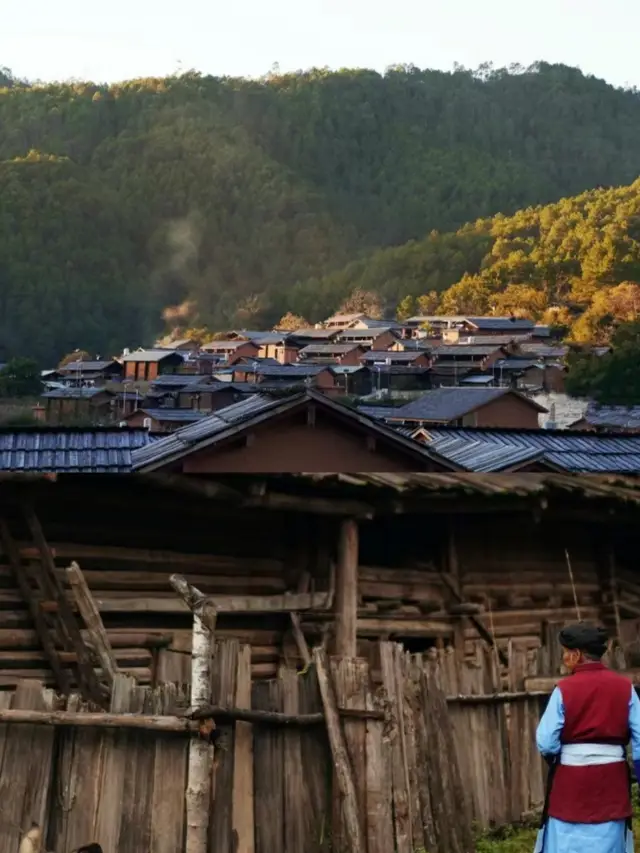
[{"x1": 0, "y1": 639, "x2": 557, "y2": 853}]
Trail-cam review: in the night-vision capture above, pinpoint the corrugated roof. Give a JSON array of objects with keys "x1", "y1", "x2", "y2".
[
  {"x1": 0, "y1": 429, "x2": 151, "y2": 472},
  {"x1": 386, "y1": 388, "x2": 516, "y2": 422}
]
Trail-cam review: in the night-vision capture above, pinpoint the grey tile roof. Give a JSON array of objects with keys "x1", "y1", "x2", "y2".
[
  {"x1": 132, "y1": 394, "x2": 287, "y2": 469},
  {"x1": 299, "y1": 343, "x2": 362, "y2": 355},
  {"x1": 578, "y1": 404, "x2": 640, "y2": 430},
  {"x1": 433, "y1": 345, "x2": 504, "y2": 357},
  {"x1": 122, "y1": 349, "x2": 183, "y2": 362},
  {"x1": 386, "y1": 388, "x2": 525, "y2": 422},
  {"x1": 150, "y1": 374, "x2": 209, "y2": 388},
  {"x1": 363, "y1": 351, "x2": 428, "y2": 363},
  {"x1": 59, "y1": 360, "x2": 119, "y2": 373},
  {"x1": 0, "y1": 428, "x2": 151, "y2": 472},
  {"x1": 337, "y1": 327, "x2": 398, "y2": 339},
  {"x1": 42, "y1": 386, "x2": 112, "y2": 399},
  {"x1": 519, "y1": 344, "x2": 568, "y2": 358},
  {"x1": 291, "y1": 328, "x2": 339, "y2": 339},
  {"x1": 357, "y1": 406, "x2": 405, "y2": 419},
  {"x1": 135, "y1": 408, "x2": 209, "y2": 423},
  {"x1": 465, "y1": 317, "x2": 535, "y2": 331},
  {"x1": 418, "y1": 426, "x2": 640, "y2": 473}
]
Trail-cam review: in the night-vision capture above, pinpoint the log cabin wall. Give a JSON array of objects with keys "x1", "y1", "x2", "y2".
[{"x1": 1, "y1": 475, "x2": 640, "y2": 691}]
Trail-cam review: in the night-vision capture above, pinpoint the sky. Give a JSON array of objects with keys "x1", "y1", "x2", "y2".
[{"x1": 2, "y1": 0, "x2": 639, "y2": 89}]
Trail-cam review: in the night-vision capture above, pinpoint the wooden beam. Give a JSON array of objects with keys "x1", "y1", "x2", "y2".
[
  {"x1": 0, "y1": 708, "x2": 201, "y2": 732},
  {"x1": 0, "y1": 519, "x2": 71, "y2": 696},
  {"x1": 188, "y1": 705, "x2": 385, "y2": 725},
  {"x1": 243, "y1": 492, "x2": 374, "y2": 518},
  {"x1": 66, "y1": 562, "x2": 119, "y2": 687},
  {"x1": 439, "y1": 569, "x2": 508, "y2": 666},
  {"x1": 23, "y1": 506, "x2": 106, "y2": 705},
  {"x1": 313, "y1": 647, "x2": 366, "y2": 853},
  {"x1": 335, "y1": 519, "x2": 359, "y2": 656}
]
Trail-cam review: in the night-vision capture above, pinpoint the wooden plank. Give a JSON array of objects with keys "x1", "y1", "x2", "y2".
[
  {"x1": 379, "y1": 642, "x2": 412, "y2": 853},
  {"x1": 329, "y1": 657, "x2": 368, "y2": 853},
  {"x1": 0, "y1": 681, "x2": 56, "y2": 853},
  {"x1": 65, "y1": 562, "x2": 119, "y2": 687},
  {"x1": 150, "y1": 684, "x2": 189, "y2": 853},
  {"x1": 282, "y1": 668, "x2": 305, "y2": 853},
  {"x1": 118, "y1": 687, "x2": 156, "y2": 853},
  {"x1": 364, "y1": 674, "x2": 394, "y2": 853},
  {"x1": 397, "y1": 651, "x2": 425, "y2": 852},
  {"x1": 253, "y1": 679, "x2": 284, "y2": 853},
  {"x1": 0, "y1": 520, "x2": 71, "y2": 695},
  {"x1": 209, "y1": 640, "x2": 239, "y2": 853},
  {"x1": 94, "y1": 673, "x2": 137, "y2": 853},
  {"x1": 335, "y1": 520, "x2": 359, "y2": 656},
  {"x1": 232, "y1": 645, "x2": 254, "y2": 853},
  {"x1": 0, "y1": 707, "x2": 198, "y2": 732},
  {"x1": 23, "y1": 507, "x2": 105, "y2": 705},
  {"x1": 407, "y1": 658, "x2": 437, "y2": 853},
  {"x1": 313, "y1": 648, "x2": 365, "y2": 853}
]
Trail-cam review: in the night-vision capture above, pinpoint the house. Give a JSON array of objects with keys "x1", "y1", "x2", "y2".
[
  {"x1": 122, "y1": 350, "x2": 185, "y2": 382},
  {"x1": 176, "y1": 381, "x2": 241, "y2": 412},
  {"x1": 460, "y1": 317, "x2": 535, "y2": 336},
  {"x1": 329, "y1": 366, "x2": 372, "y2": 397},
  {"x1": 362, "y1": 350, "x2": 431, "y2": 368},
  {"x1": 323, "y1": 312, "x2": 368, "y2": 330},
  {"x1": 289, "y1": 328, "x2": 341, "y2": 347},
  {"x1": 383, "y1": 387, "x2": 547, "y2": 429},
  {"x1": 130, "y1": 390, "x2": 459, "y2": 473},
  {"x1": 124, "y1": 407, "x2": 210, "y2": 432},
  {"x1": 569, "y1": 404, "x2": 640, "y2": 434},
  {"x1": 153, "y1": 337, "x2": 200, "y2": 352},
  {"x1": 58, "y1": 360, "x2": 123, "y2": 386},
  {"x1": 336, "y1": 327, "x2": 398, "y2": 350},
  {"x1": 200, "y1": 340, "x2": 260, "y2": 364},
  {"x1": 429, "y1": 344, "x2": 506, "y2": 386},
  {"x1": 41, "y1": 387, "x2": 115, "y2": 425},
  {"x1": 387, "y1": 338, "x2": 433, "y2": 353},
  {"x1": 231, "y1": 363, "x2": 337, "y2": 393},
  {"x1": 297, "y1": 343, "x2": 367, "y2": 366},
  {"x1": 253, "y1": 333, "x2": 299, "y2": 364}
]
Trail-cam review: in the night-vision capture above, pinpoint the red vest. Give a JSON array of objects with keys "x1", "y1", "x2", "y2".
[{"x1": 549, "y1": 662, "x2": 632, "y2": 823}]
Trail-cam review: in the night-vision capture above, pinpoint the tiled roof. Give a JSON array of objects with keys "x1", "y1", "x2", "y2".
[
  {"x1": 299, "y1": 343, "x2": 362, "y2": 355},
  {"x1": 362, "y1": 351, "x2": 427, "y2": 363},
  {"x1": 59, "y1": 360, "x2": 119, "y2": 373},
  {"x1": 385, "y1": 388, "x2": 545, "y2": 422},
  {"x1": 0, "y1": 428, "x2": 151, "y2": 472},
  {"x1": 134, "y1": 408, "x2": 209, "y2": 423},
  {"x1": 150, "y1": 374, "x2": 209, "y2": 388},
  {"x1": 41, "y1": 387, "x2": 112, "y2": 399},
  {"x1": 122, "y1": 349, "x2": 183, "y2": 363},
  {"x1": 418, "y1": 426, "x2": 640, "y2": 473},
  {"x1": 576, "y1": 404, "x2": 640, "y2": 431},
  {"x1": 433, "y1": 345, "x2": 504, "y2": 357},
  {"x1": 464, "y1": 317, "x2": 535, "y2": 331}
]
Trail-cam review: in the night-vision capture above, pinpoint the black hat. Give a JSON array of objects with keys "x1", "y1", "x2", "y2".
[{"x1": 559, "y1": 623, "x2": 608, "y2": 658}]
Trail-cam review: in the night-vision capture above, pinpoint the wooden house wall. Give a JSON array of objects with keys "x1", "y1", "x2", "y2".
[{"x1": 0, "y1": 476, "x2": 638, "y2": 691}]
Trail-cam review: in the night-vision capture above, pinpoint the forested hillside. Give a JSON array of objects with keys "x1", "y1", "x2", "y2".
[
  {"x1": 2, "y1": 62, "x2": 640, "y2": 363},
  {"x1": 301, "y1": 180, "x2": 640, "y2": 344}
]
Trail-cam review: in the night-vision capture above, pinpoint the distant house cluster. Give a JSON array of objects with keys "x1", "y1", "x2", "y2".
[{"x1": 36, "y1": 312, "x2": 581, "y2": 433}]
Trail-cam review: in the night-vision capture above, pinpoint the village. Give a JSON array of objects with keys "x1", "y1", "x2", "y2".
[{"x1": 1, "y1": 310, "x2": 633, "y2": 478}]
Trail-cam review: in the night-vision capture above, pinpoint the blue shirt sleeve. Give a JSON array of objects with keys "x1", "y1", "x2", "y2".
[
  {"x1": 536, "y1": 686, "x2": 565, "y2": 757},
  {"x1": 628, "y1": 685, "x2": 640, "y2": 761}
]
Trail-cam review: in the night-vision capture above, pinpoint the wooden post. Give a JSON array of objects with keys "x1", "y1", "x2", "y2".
[
  {"x1": 66, "y1": 561, "x2": 119, "y2": 688},
  {"x1": 335, "y1": 519, "x2": 359, "y2": 656},
  {"x1": 185, "y1": 611, "x2": 215, "y2": 853},
  {"x1": 313, "y1": 647, "x2": 365, "y2": 853},
  {"x1": 232, "y1": 645, "x2": 254, "y2": 853}
]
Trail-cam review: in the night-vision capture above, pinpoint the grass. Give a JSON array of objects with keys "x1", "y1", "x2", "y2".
[{"x1": 474, "y1": 790, "x2": 640, "y2": 853}]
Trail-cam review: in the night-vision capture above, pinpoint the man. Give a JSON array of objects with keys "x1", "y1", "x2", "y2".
[{"x1": 536, "y1": 623, "x2": 640, "y2": 853}]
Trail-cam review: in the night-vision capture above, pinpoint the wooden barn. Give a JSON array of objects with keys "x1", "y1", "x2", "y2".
[{"x1": 0, "y1": 472, "x2": 640, "y2": 693}]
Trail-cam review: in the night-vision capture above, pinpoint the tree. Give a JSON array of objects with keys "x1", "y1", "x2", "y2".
[
  {"x1": 0, "y1": 358, "x2": 41, "y2": 397},
  {"x1": 338, "y1": 289, "x2": 384, "y2": 319},
  {"x1": 396, "y1": 295, "x2": 415, "y2": 321},
  {"x1": 440, "y1": 274, "x2": 491, "y2": 315},
  {"x1": 565, "y1": 321, "x2": 640, "y2": 404},
  {"x1": 276, "y1": 312, "x2": 309, "y2": 330},
  {"x1": 416, "y1": 292, "x2": 440, "y2": 315},
  {"x1": 58, "y1": 350, "x2": 92, "y2": 368}
]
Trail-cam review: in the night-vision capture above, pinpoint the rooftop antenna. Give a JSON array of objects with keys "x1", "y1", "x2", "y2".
[{"x1": 564, "y1": 549, "x2": 581, "y2": 621}]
